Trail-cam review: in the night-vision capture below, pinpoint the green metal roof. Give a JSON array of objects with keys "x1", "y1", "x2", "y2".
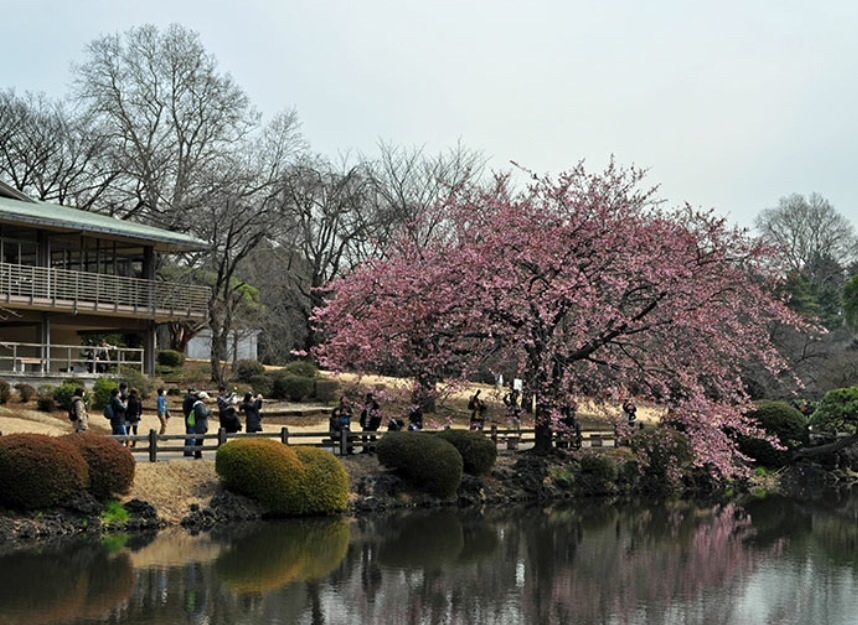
[{"x1": 0, "y1": 193, "x2": 209, "y2": 252}]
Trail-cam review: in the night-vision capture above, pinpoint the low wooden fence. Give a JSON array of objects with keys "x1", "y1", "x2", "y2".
[{"x1": 105, "y1": 423, "x2": 618, "y2": 462}]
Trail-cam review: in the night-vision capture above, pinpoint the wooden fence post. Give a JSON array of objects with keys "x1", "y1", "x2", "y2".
[
  {"x1": 490, "y1": 423, "x2": 498, "y2": 446},
  {"x1": 217, "y1": 428, "x2": 227, "y2": 447},
  {"x1": 280, "y1": 427, "x2": 290, "y2": 445},
  {"x1": 148, "y1": 429, "x2": 158, "y2": 462},
  {"x1": 339, "y1": 428, "x2": 348, "y2": 456}
]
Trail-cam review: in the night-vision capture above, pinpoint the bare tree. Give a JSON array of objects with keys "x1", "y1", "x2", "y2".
[
  {"x1": 364, "y1": 141, "x2": 487, "y2": 253},
  {"x1": 0, "y1": 89, "x2": 117, "y2": 207},
  {"x1": 755, "y1": 193, "x2": 857, "y2": 273},
  {"x1": 72, "y1": 23, "x2": 260, "y2": 225},
  {"x1": 273, "y1": 155, "x2": 372, "y2": 351}
]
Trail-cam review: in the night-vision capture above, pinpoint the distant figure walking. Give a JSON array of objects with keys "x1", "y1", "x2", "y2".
[
  {"x1": 70, "y1": 386, "x2": 88, "y2": 433},
  {"x1": 622, "y1": 398, "x2": 637, "y2": 425},
  {"x1": 156, "y1": 387, "x2": 170, "y2": 436},
  {"x1": 125, "y1": 388, "x2": 142, "y2": 447},
  {"x1": 468, "y1": 390, "x2": 487, "y2": 431}
]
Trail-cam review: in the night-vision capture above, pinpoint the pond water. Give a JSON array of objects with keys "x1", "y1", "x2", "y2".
[{"x1": 2, "y1": 494, "x2": 858, "y2": 625}]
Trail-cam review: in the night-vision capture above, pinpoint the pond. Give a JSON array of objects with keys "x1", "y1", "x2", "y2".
[{"x1": 2, "y1": 494, "x2": 858, "y2": 625}]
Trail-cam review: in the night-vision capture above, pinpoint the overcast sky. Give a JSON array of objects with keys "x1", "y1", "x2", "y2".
[{"x1": 3, "y1": 0, "x2": 858, "y2": 229}]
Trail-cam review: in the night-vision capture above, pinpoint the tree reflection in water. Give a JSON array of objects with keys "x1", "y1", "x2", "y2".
[{"x1": 4, "y1": 496, "x2": 858, "y2": 624}]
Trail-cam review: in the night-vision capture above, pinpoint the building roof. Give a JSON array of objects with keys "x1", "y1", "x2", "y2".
[{"x1": 0, "y1": 181, "x2": 208, "y2": 252}]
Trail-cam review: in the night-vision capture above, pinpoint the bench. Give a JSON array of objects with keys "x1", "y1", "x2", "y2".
[{"x1": 15, "y1": 357, "x2": 45, "y2": 373}]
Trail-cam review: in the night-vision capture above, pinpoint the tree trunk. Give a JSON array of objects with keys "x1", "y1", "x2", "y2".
[
  {"x1": 533, "y1": 402, "x2": 554, "y2": 453},
  {"x1": 792, "y1": 433, "x2": 858, "y2": 459}
]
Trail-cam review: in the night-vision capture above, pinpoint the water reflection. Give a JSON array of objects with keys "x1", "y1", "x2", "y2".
[{"x1": 2, "y1": 496, "x2": 858, "y2": 624}]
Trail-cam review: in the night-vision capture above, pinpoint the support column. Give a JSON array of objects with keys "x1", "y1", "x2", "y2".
[{"x1": 143, "y1": 321, "x2": 156, "y2": 377}]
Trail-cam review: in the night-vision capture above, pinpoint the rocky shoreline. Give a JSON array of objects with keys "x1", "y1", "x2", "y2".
[{"x1": 0, "y1": 448, "x2": 844, "y2": 551}]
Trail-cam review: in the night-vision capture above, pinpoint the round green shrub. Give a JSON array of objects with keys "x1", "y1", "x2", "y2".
[
  {"x1": 36, "y1": 385, "x2": 57, "y2": 412},
  {"x1": 14, "y1": 383, "x2": 35, "y2": 403},
  {"x1": 274, "y1": 376, "x2": 315, "y2": 402},
  {"x1": 377, "y1": 431, "x2": 463, "y2": 499},
  {"x1": 629, "y1": 426, "x2": 694, "y2": 492},
  {"x1": 282, "y1": 360, "x2": 318, "y2": 378},
  {"x1": 0, "y1": 380, "x2": 10, "y2": 404},
  {"x1": 293, "y1": 447, "x2": 349, "y2": 514},
  {"x1": 578, "y1": 451, "x2": 619, "y2": 482},
  {"x1": 216, "y1": 439, "x2": 305, "y2": 516},
  {"x1": 810, "y1": 387, "x2": 858, "y2": 434},
  {"x1": 249, "y1": 374, "x2": 273, "y2": 397},
  {"x1": 739, "y1": 400, "x2": 809, "y2": 467},
  {"x1": 116, "y1": 367, "x2": 152, "y2": 399},
  {"x1": 436, "y1": 429, "x2": 497, "y2": 475},
  {"x1": 234, "y1": 359, "x2": 265, "y2": 382},
  {"x1": 0, "y1": 434, "x2": 89, "y2": 509},
  {"x1": 314, "y1": 378, "x2": 339, "y2": 404},
  {"x1": 156, "y1": 349, "x2": 185, "y2": 367},
  {"x1": 61, "y1": 433, "x2": 136, "y2": 499},
  {"x1": 91, "y1": 377, "x2": 116, "y2": 409},
  {"x1": 52, "y1": 382, "x2": 79, "y2": 410}
]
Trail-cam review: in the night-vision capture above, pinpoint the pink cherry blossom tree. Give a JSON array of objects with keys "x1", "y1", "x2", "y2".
[{"x1": 313, "y1": 161, "x2": 807, "y2": 477}]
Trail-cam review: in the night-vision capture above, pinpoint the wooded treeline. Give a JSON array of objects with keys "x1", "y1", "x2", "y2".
[{"x1": 2, "y1": 23, "x2": 858, "y2": 398}]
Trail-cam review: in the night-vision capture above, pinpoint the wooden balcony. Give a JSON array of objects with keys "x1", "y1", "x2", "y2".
[{"x1": 0, "y1": 263, "x2": 209, "y2": 321}]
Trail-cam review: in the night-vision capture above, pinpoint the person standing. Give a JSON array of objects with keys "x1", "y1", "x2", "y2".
[
  {"x1": 156, "y1": 387, "x2": 170, "y2": 436},
  {"x1": 182, "y1": 387, "x2": 199, "y2": 457},
  {"x1": 329, "y1": 395, "x2": 352, "y2": 453},
  {"x1": 107, "y1": 387, "x2": 128, "y2": 439},
  {"x1": 359, "y1": 393, "x2": 382, "y2": 453},
  {"x1": 190, "y1": 391, "x2": 211, "y2": 459},
  {"x1": 70, "y1": 386, "x2": 88, "y2": 433},
  {"x1": 241, "y1": 391, "x2": 264, "y2": 433},
  {"x1": 622, "y1": 398, "x2": 637, "y2": 425},
  {"x1": 125, "y1": 388, "x2": 142, "y2": 447}
]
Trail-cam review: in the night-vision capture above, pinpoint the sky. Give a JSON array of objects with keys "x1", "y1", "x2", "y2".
[{"x1": 3, "y1": 0, "x2": 858, "y2": 230}]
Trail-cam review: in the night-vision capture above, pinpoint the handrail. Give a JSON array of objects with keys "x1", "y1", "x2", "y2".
[
  {"x1": 0, "y1": 340, "x2": 144, "y2": 374},
  {"x1": 0, "y1": 262, "x2": 209, "y2": 318},
  {"x1": 106, "y1": 425, "x2": 618, "y2": 461}
]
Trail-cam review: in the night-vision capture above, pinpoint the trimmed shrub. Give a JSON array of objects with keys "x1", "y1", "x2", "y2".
[
  {"x1": 61, "y1": 433, "x2": 135, "y2": 499},
  {"x1": 377, "y1": 431, "x2": 463, "y2": 498},
  {"x1": 36, "y1": 385, "x2": 57, "y2": 412},
  {"x1": 249, "y1": 374, "x2": 273, "y2": 398},
  {"x1": 739, "y1": 401, "x2": 809, "y2": 468},
  {"x1": 234, "y1": 359, "x2": 265, "y2": 382},
  {"x1": 436, "y1": 429, "x2": 497, "y2": 475},
  {"x1": 52, "y1": 382, "x2": 79, "y2": 410},
  {"x1": 117, "y1": 367, "x2": 152, "y2": 399},
  {"x1": 629, "y1": 426, "x2": 694, "y2": 493},
  {"x1": 91, "y1": 377, "x2": 116, "y2": 409},
  {"x1": 274, "y1": 376, "x2": 315, "y2": 402},
  {"x1": 575, "y1": 451, "x2": 619, "y2": 494},
  {"x1": 156, "y1": 349, "x2": 185, "y2": 367},
  {"x1": 0, "y1": 380, "x2": 9, "y2": 404},
  {"x1": 14, "y1": 383, "x2": 35, "y2": 403},
  {"x1": 216, "y1": 438, "x2": 305, "y2": 515},
  {"x1": 293, "y1": 447, "x2": 349, "y2": 514},
  {"x1": 314, "y1": 378, "x2": 339, "y2": 404},
  {"x1": 810, "y1": 387, "x2": 858, "y2": 434},
  {"x1": 0, "y1": 434, "x2": 89, "y2": 509},
  {"x1": 282, "y1": 360, "x2": 319, "y2": 378}
]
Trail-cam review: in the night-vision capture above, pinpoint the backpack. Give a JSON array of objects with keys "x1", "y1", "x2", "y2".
[
  {"x1": 103, "y1": 402, "x2": 115, "y2": 420},
  {"x1": 68, "y1": 402, "x2": 78, "y2": 421}
]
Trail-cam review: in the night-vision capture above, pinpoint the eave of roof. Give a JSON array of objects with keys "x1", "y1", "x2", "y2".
[{"x1": 0, "y1": 194, "x2": 209, "y2": 253}]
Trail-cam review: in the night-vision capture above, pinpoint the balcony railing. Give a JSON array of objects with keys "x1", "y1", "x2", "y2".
[
  {"x1": 0, "y1": 262, "x2": 209, "y2": 319},
  {"x1": 0, "y1": 341, "x2": 144, "y2": 375}
]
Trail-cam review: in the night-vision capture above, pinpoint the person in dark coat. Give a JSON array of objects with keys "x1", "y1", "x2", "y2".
[
  {"x1": 359, "y1": 393, "x2": 382, "y2": 453},
  {"x1": 182, "y1": 387, "x2": 199, "y2": 457},
  {"x1": 125, "y1": 388, "x2": 143, "y2": 447},
  {"x1": 190, "y1": 391, "x2": 211, "y2": 459},
  {"x1": 241, "y1": 392, "x2": 264, "y2": 433},
  {"x1": 329, "y1": 396, "x2": 353, "y2": 454}
]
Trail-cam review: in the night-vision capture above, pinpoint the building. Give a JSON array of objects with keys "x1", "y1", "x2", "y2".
[{"x1": 0, "y1": 180, "x2": 209, "y2": 377}]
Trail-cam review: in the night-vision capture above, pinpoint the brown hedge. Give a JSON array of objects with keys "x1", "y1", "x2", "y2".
[
  {"x1": 61, "y1": 433, "x2": 136, "y2": 499},
  {"x1": 0, "y1": 433, "x2": 89, "y2": 509}
]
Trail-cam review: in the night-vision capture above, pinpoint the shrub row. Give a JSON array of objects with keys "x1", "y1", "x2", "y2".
[
  {"x1": 0, "y1": 433, "x2": 134, "y2": 509},
  {"x1": 215, "y1": 439, "x2": 349, "y2": 516}
]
